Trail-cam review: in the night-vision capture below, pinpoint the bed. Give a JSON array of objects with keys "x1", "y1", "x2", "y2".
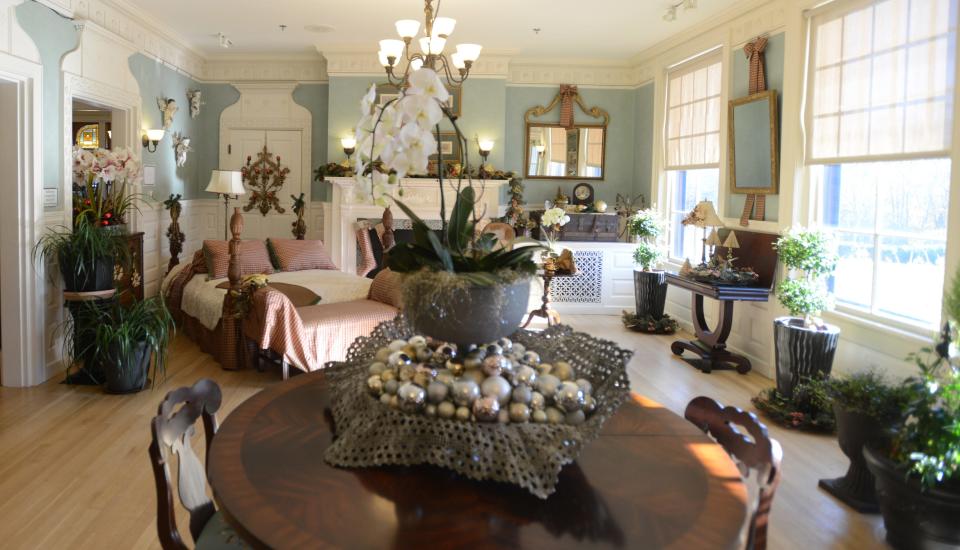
[{"x1": 162, "y1": 207, "x2": 401, "y2": 377}]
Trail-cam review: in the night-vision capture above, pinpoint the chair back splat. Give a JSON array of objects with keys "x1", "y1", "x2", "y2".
[
  {"x1": 149, "y1": 379, "x2": 223, "y2": 549},
  {"x1": 684, "y1": 396, "x2": 783, "y2": 550}
]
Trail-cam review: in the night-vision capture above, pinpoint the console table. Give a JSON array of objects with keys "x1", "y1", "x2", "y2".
[{"x1": 667, "y1": 230, "x2": 777, "y2": 375}]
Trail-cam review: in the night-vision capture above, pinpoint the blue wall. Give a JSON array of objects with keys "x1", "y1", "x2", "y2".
[
  {"x1": 727, "y1": 32, "x2": 785, "y2": 221},
  {"x1": 15, "y1": 1, "x2": 79, "y2": 209},
  {"x1": 634, "y1": 83, "x2": 655, "y2": 207},
  {"x1": 293, "y1": 83, "x2": 329, "y2": 201},
  {"x1": 128, "y1": 54, "x2": 238, "y2": 200}
]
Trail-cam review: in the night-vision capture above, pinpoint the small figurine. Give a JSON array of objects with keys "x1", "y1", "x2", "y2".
[
  {"x1": 157, "y1": 97, "x2": 178, "y2": 130},
  {"x1": 186, "y1": 90, "x2": 203, "y2": 118}
]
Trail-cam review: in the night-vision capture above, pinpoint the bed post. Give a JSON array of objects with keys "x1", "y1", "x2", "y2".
[
  {"x1": 381, "y1": 206, "x2": 395, "y2": 251},
  {"x1": 227, "y1": 207, "x2": 244, "y2": 290}
]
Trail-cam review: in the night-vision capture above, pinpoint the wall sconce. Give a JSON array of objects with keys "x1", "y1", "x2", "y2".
[
  {"x1": 341, "y1": 137, "x2": 357, "y2": 161},
  {"x1": 478, "y1": 138, "x2": 494, "y2": 166},
  {"x1": 142, "y1": 129, "x2": 165, "y2": 152}
]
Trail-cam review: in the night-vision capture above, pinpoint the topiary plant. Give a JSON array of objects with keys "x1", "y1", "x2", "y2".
[
  {"x1": 773, "y1": 228, "x2": 838, "y2": 326},
  {"x1": 629, "y1": 208, "x2": 665, "y2": 272}
]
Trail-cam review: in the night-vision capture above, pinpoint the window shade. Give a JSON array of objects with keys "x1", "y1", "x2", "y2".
[
  {"x1": 549, "y1": 128, "x2": 566, "y2": 163},
  {"x1": 586, "y1": 128, "x2": 603, "y2": 166},
  {"x1": 665, "y1": 55, "x2": 723, "y2": 170},
  {"x1": 807, "y1": 0, "x2": 957, "y2": 164}
]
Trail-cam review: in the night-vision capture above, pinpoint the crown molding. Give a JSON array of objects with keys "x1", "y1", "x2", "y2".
[
  {"x1": 509, "y1": 60, "x2": 641, "y2": 88},
  {"x1": 203, "y1": 57, "x2": 328, "y2": 83},
  {"x1": 322, "y1": 50, "x2": 510, "y2": 78},
  {"x1": 33, "y1": 0, "x2": 73, "y2": 17},
  {"x1": 66, "y1": 0, "x2": 205, "y2": 78},
  {"x1": 629, "y1": 0, "x2": 780, "y2": 65}
]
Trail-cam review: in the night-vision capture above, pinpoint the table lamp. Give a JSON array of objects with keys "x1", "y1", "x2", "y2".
[
  {"x1": 206, "y1": 170, "x2": 245, "y2": 240},
  {"x1": 682, "y1": 200, "x2": 724, "y2": 264}
]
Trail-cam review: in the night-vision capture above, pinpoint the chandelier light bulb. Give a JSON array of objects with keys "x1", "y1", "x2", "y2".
[
  {"x1": 455, "y1": 43, "x2": 482, "y2": 62},
  {"x1": 379, "y1": 39, "x2": 405, "y2": 60},
  {"x1": 410, "y1": 58, "x2": 424, "y2": 71},
  {"x1": 450, "y1": 52, "x2": 466, "y2": 69},
  {"x1": 431, "y1": 17, "x2": 456, "y2": 37},
  {"x1": 419, "y1": 36, "x2": 445, "y2": 54},
  {"x1": 377, "y1": 51, "x2": 391, "y2": 67},
  {"x1": 395, "y1": 19, "x2": 420, "y2": 39}
]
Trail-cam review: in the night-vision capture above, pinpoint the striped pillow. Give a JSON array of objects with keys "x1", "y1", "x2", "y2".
[
  {"x1": 368, "y1": 268, "x2": 403, "y2": 308},
  {"x1": 268, "y1": 239, "x2": 337, "y2": 272},
  {"x1": 202, "y1": 240, "x2": 274, "y2": 280}
]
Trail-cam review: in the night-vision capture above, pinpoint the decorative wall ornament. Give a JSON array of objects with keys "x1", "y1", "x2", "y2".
[
  {"x1": 172, "y1": 132, "x2": 192, "y2": 167},
  {"x1": 291, "y1": 192, "x2": 307, "y2": 239},
  {"x1": 163, "y1": 194, "x2": 185, "y2": 273},
  {"x1": 186, "y1": 89, "x2": 203, "y2": 118},
  {"x1": 242, "y1": 146, "x2": 290, "y2": 216},
  {"x1": 157, "y1": 97, "x2": 178, "y2": 130}
]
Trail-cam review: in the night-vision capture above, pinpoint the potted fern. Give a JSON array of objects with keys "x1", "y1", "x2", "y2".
[
  {"x1": 79, "y1": 296, "x2": 174, "y2": 393},
  {"x1": 819, "y1": 371, "x2": 910, "y2": 512},
  {"x1": 353, "y1": 69, "x2": 543, "y2": 347},
  {"x1": 772, "y1": 228, "x2": 840, "y2": 399},
  {"x1": 864, "y1": 271, "x2": 960, "y2": 548},
  {"x1": 628, "y1": 208, "x2": 667, "y2": 319}
]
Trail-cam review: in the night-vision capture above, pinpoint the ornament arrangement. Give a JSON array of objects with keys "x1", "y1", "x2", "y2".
[
  {"x1": 364, "y1": 334, "x2": 599, "y2": 426},
  {"x1": 324, "y1": 318, "x2": 631, "y2": 499},
  {"x1": 242, "y1": 145, "x2": 290, "y2": 216}
]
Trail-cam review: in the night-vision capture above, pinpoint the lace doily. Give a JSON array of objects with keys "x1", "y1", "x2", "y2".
[{"x1": 323, "y1": 316, "x2": 632, "y2": 499}]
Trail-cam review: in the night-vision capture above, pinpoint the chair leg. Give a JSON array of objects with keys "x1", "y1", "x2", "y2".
[{"x1": 282, "y1": 360, "x2": 290, "y2": 380}]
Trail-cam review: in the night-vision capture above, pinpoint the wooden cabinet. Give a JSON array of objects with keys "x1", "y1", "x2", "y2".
[
  {"x1": 118, "y1": 232, "x2": 144, "y2": 305},
  {"x1": 532, "y1": 212, "x2": 620, "y2": 242}
]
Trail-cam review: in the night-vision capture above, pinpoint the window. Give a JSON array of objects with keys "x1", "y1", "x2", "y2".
[
  {"x1": 664, "y1": 53, "x2": 723, "y2": 261},
  {"x1": 807, "y1": 0, "x2": 957, "y2": 329}
]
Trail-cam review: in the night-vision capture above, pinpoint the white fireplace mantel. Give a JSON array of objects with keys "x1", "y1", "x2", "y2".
[{"x1": 324, "y1": 177, "x2": 509, "y2": 273}]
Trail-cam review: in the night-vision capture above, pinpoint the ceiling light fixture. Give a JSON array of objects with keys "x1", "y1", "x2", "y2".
[
  {"x1": 217, "y1": 32, "x2": 233, "y2": 48},
  {"x1": 377, "y1": 0, "x2": 482, "y2": 90}
]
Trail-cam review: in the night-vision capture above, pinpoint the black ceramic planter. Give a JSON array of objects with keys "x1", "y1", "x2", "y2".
[
  {"x1": 864, "y1": 447, "x2": 960, "y2": 549},
  {"x1": 773, "y1": 317, "x2": 840, "y2": 399},
  {"x1": 818, "y1": 404, "x2": 887, "y2": 512},
  {"x1": 59, "y1": 254, "x2": 115, "y2": 293},
  {"x1": 633, "y1": 270, "x2": 667, "y2": 319},
  {"x1": 103, "y1": 341, "x2": 151, "y2": 394}
]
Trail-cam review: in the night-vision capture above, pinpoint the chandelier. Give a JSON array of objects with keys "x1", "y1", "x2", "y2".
[{"x1": 377, "y1": 0, "x2": 482, "y2": 91}]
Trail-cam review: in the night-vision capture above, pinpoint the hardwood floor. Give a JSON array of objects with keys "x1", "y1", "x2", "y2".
[{"x1": 0, "y1": 315, "x2": 887, "y2": 549}]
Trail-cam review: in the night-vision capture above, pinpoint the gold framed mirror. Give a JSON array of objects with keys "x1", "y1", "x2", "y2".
[
  {"x1": 728, "y1": 90, "x2": 779, "y2": 194},
  {"x1": 524, "y1": 88, "x2": 609, "y2": 180}
]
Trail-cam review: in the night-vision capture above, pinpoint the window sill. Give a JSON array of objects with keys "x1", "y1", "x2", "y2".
[{"x1": 822, "y1": 307, "x2": 937, "y2": 363}]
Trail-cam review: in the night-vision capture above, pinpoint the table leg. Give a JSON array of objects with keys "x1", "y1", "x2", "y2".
[
  {"x1": 670, "y1": 294, "x2": 752, "y2": 374},
  {"x1": 523, "y1": 274, "x2": 558, "y2": 328}
]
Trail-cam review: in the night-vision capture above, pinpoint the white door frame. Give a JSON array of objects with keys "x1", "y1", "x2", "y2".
[{"x1": 0, "y1": 51, "x2": 45, "y2": 387}]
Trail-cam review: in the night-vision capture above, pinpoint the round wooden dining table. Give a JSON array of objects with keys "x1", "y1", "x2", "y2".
[{"x1": 208, "y1": 371, "x2": 748, "y2": 550}]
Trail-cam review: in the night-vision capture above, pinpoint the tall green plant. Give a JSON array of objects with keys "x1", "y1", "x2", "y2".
[
  {"x1": 630, "y1": 208, "x2": 665, "y2": 271},
  {"x1": 34, "y1": 209, "x2": 131, "y2": 286},
  {"x1": 891, "y1": 271, "x2": 960, "y2": 489},
  {"x1": 80, "y1": 295, "x2": 174, "y2": 383},
  {"x1": 773, "y1": 228, "x2": 838, "y2": 325}
]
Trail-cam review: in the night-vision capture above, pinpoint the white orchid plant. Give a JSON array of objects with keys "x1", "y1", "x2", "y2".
[
  {"x1": 72, "y1": 147, "x2": 142, "y2": 227},
  {"x1": 352, "y1": 68, "x2": 542, "y2": 281}
]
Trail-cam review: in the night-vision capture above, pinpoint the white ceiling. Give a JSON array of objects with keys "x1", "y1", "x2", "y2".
[{"x1": 127, "y1": 0, "x2": 741, "y2": 60}]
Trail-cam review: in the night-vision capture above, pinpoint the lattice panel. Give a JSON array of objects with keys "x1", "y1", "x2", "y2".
[{"x1": 552, "y1": 251, "x2": 603, "y2": 304}]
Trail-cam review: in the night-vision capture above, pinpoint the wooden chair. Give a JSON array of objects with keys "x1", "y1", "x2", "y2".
[
  {"x1": 149, "y1": 379, "x2": 247, "y2": 549},
  {"x1": 684, "y1": 396, "x2": 783, "y2": 550}
]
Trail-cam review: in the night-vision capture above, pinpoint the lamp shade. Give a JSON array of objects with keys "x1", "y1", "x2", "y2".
[
  {"x1": 455, "y1": 43, "x2": 482, "y2": 62},
  {"x1": 478, "y1": 139, "x2": 495, "y2": 152},
  {"x1": 431, "y1": 17, "x2": 456, "y2": 37},
  {"x1": 379, "y1": 39, "x2": 405, "y2": 60},
  {"x1": 341, "y1": 137, "x2": 357, "y2": 149},
  {"x1": 145, "y1": 129, "x2": 165, "y2": 141},
  {"x1": 705, "y1": 228, "x2": 722, "y2": 246},
  {"x1": 395, "y1": 19, "x2": 420, "y2": 39},
  {"x1": 206, "y1": 170, "x2": 245, "y2": 196},
  {"x1": 450, "y1": 52, "x2": 466, "y2": 69},
  {"x1": 693, "y1": 200, "x2": 724, "y2": 227},
  {"x1": 722, "y1": 230, "x2": 740, "y2": 249}
]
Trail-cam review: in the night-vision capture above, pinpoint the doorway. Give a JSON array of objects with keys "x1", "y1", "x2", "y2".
[{"x1": 0, "y1": 80, "x2": 14, "y2": 383}]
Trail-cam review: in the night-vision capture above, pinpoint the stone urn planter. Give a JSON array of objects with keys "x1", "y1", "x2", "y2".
[
  {"x1": 404, "y1": 276, "x2": 532, "y2": 347},
  {"x1": 864, "y1": 447, "x2": 960, "y2": 549},
  {"x1": 818, "y1": 403, "x2": 888, "y2": 512},
  {"x1": 773, "y1": 317, "x2": 840, "y2": 398},
  {"x1": 633, "y1": 270, "x2": 667, "y2": 319}
]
